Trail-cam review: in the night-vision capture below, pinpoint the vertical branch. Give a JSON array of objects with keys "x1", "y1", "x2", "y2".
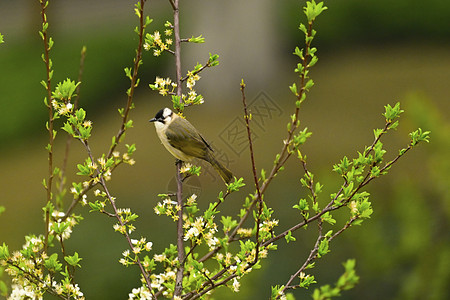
[
  {"x1": 172, "y1": 0, "x2": 182, "y2": 99},
  {"x1": 240, "y1": 81, "x2": 263, "y2": 263},
  {"x1": 58, "y1": 46, "x2": 87, "y2": 209},
  {"x1": 171, "y1": 0, "x2": 185, "y2": 296},
  {"x1": 39, "y1": 0, "x2": 54, "y2": 253},
  {"x1": 175, "y1": 160, "x2": 185, "y2": 297},
  {"x1": 107, "y1": 0, "x2": 147, "y2": 158}
]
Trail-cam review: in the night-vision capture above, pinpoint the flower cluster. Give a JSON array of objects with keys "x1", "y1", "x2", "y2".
[
  {"x1": 51, "y1": 100, "x2": 73, "y2": 116},
  {"x1": 183, "y1": 69, "x2": 204, "y2": 106},
  {"x1": 154, "y1": 199, "x2": 181, "y2": 221},
  {"x1": 48, "y1": 210, "x2": 80, "y2": 241},
  {"x1": 128, "y1": 286, "x2": 152, "y2": 300},
  {"x1": 113, "y1": 208, "x2": 139, "y2": 235},
  {"x1": 150, "y1": 77, "x2": 177, "y2": 96},
  {"x1": 183, "y1": 216, "x2": 219, "y2": 250},
  {"x1": 0, "y1": 235, "x2": 84, "y2": 299},
  {"x1": 143, "y1": 21, "x2": 173, "y2": 56},
  {"x1": 119, "y1": 237, "x2": 153, "y2": 266}
]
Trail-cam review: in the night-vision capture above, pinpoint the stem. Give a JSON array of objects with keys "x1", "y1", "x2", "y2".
[
  {"x1": 171, "y1": 0, "x2": 185, "y2": 296},
  {"x1": 241, "y1": 82, "x2": 263, "y2": 264},
  {"x1": 175, "y1": 160, "x2": 185, "y2": 297},
  {"x1": 107, "y1": 0, "x2": 146, "y2": 158},
  {"x1": 39, "y1": 0, "x2": 54, "y2": 254},
  {"x1": 58, "y1": 46, "x2": 87, "y2": 209},
  {"x1": 173, "y1": 0, "x2": 182, "y2": 99},
  {"x1": 80, "y1": 137, "x2": 154, "y2": 294}
]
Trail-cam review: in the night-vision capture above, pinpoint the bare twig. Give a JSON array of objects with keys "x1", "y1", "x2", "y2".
[
  {"x1": 241, "y1": 81, "x2": 264, "y2": 264},
  {"x1": 39, "y1": 0, "x2": 54, "y2": 254},
  {"x1": 173, "y1": 0, "x2": 182, "y2": 100}
]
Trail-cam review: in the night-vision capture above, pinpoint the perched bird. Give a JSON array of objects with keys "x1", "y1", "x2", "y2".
[{"x1": 149, "y1": 107, "x2": 233, "y2": 184}]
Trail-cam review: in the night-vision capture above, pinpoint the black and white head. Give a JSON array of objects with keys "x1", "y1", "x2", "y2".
[{"x1": 149, "y1": 108, "x2": 173, "y2": 125}]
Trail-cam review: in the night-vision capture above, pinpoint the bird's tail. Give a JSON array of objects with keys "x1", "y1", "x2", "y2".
[{"x1": 206, "y1": 153, "x2": 233, "y2": 184}]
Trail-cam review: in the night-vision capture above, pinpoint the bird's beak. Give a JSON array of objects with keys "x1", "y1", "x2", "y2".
[{"x1": 149, "y1": 117, "x2": 157, "y2": 122}]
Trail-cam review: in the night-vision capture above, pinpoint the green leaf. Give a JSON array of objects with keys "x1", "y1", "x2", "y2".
[
  {"x1": 52, "y1": 79, "x2": 80, "y2": 101},
  {"x1": 189, "y1": 35, "x2": 205, "y2": 43},
  {"x1": 321, "y1": 212, "x2": 336, "y2": 225},
  {"x1": 383, "y1": 102, "x2": 404, "y2": 121},
  {"x1": 285, "y1": 231, "x2": 296, "y2": 243},
  {"x1": 305, "y1": 79, "x2": 314, "y2": 91},
  {"x1": 293, "y1": 198, "x2": 309, "y2": 211},
  {"x1": 289, "y1": 83, "x2": 298, "y2": 96},
  {"x1": 227, "y1": 177, "x2": 245, "y2": 192},
  {"x1": 64, "y1": 252, "x2": 82, "y2": 267},
  {"x1": 308, "y1": 55, "x2": 319, "y2": 67},
  {"x1": 293, "y1": 46, "x2": 303, "y2": 58},
  {"x1": 51, "y1": 222, "x2": 70, "y2": 235},
  {"x1": 317, "y1": 238, "x2": 329, "y2": 258},
  {"x1": 62, "y1": 122, "x2": 74, "y2": 136},
  {"x1": 410, "y1": 128, "x2": 431, "y2": 146},
  {"x1": 0, "y1": 243, "x2": 10, "y2": 259},
  {"x1": 44, "y1": 253, "x2": 63, "y2": 272},
  {"x1": 208, "y1": 53, "x2": 220, "y2": 66},
  {"x1": 124, "y1": 67, "x2": 132, "y2": 79},
  {"x1": 304, "y1": 0, "x2": 328, "y2": 22}
]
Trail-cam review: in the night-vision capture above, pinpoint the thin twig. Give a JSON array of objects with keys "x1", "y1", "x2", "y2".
[
  {"x1": 241, "y1": 81, "x2": 264, "y2": 264},
  {"x1": 39, "y1": 0, "x2": 54, "y2": 254},
  {"x1": 173, "y1": 0, "x2": 182, "y2": 99},
  {"x1": 180, "y1": 59, "x2": 211, "y2": 82},
  {"x1": 58, "y1": 46, "x2": 87, "y2": 209},
  {"x1": 107, "y1": 0, "x2": 147, "y2": 159},
  {"x1": 79, "y1": 135, "x2": 154, "y2": 294}
]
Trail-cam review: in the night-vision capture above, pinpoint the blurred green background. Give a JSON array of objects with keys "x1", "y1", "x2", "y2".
[{"x1": 1, "y1": 0, "x2": 449, "y2": 299}]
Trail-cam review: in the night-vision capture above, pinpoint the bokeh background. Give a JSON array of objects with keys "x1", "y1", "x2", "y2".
[{"x1": 1, "y1": 0, "x2": 449, "y2": 299}]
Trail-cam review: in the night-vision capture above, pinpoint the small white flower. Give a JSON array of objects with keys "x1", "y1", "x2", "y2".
[
  {"x1": 180, "y1": 163, "x2": 192, "y2": 173},
  {"x1": 232, "y1": 277, "x2": 240, "y2": 292},
  {"x1": 145, "y1": 242, "x2": 153, "y2": 251}
]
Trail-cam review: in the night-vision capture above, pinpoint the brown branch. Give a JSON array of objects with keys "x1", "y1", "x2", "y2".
[
  {"x1": 107, "y1": 0, "x2": 147, "y2": 158},
  {"x1": 175, "y1": 160, "x2": 185, "y2": 297},
  {"x1": 173, "y1": 0, "x2": 182, "y2": 100},
  {"x1": 39, "y1": 0, "x2": 54, "y2": 254},
  {"x1": 279, "y1": 224, "x2": 323, "y2": 296},
  {"x1": 180, "y1": 59, "x2": 211, "y2": 82},
  {"x1": 78, "y1": 135, "x2": 154, "y2": 295},
  {"x1": 58, "y1": 46, "x2": 87, "y2": 210},
  {"x1": 168, "y1": 0, "x2": 186, "y2": 296},
  {"x1": 241, "y1": 81, "x2": 264, "y2": 264},
  {"x1": 277, "y1": 216, "x2": 357, "y2": 297}
]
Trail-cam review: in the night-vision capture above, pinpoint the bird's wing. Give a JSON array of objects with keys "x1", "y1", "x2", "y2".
[{"x1": 165, "y1": 118, "x2": 209, "y2": 159}]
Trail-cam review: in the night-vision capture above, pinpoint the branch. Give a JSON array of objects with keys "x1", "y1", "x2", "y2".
[
  {"x1": 39, "y1": 0, "x2": 55, "y2": 254},
  {"x1": 241, "y1": 81, "x2": 264, "y2": 264},
  {"x1": 170, "y1": 0, "x2": 185, "y2": 296},
  {"x1": 107, "y1": 0, "x2": 147, "y2": 158},
  {"x1": 173, "y1": 0, "x2": 182, "y2": 100},
  {"x1": 175, "y1": 160, "x2": 185, "y2": 297},
  {"x1": 58, "y1": 46, "x2": 87, "y2": 210}
]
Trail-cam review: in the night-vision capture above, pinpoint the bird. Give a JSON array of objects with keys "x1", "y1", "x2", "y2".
[{"x1": 149, "y1": 107, "x2": 233, "y2": 184}]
